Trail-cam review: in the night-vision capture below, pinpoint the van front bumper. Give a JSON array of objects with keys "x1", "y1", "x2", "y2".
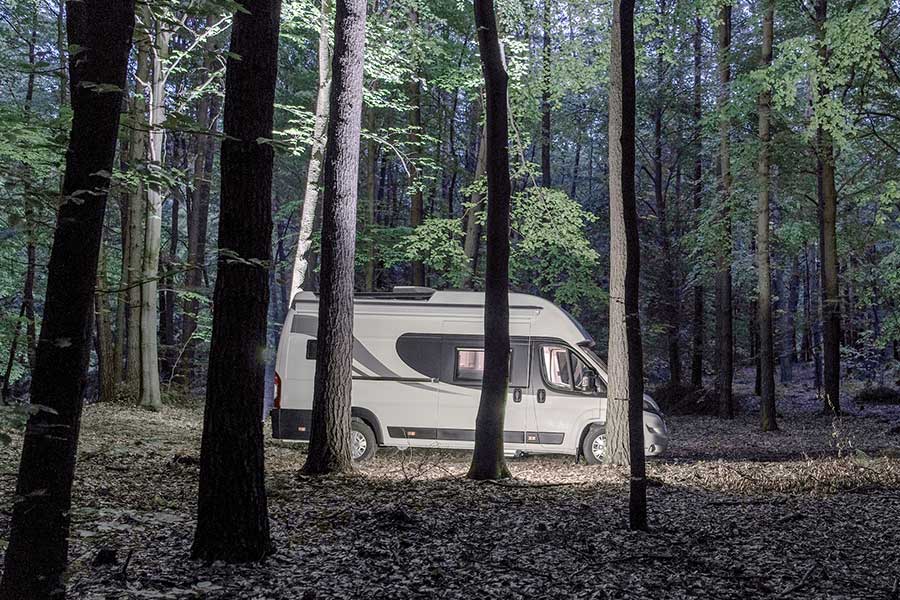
[
  {"x1": 644, "y1": 412, "x2": 669, "y2": 456},
  {"x1": 270, "y1": 408, "x2": 311, "y2": 440}
]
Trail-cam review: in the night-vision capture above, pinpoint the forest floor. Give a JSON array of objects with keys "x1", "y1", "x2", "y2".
[{"x1": 2, "y1": 369, "x2": 900, "y2": 599}]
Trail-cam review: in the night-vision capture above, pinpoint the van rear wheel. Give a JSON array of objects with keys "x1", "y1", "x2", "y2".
[
  {"x1": 351, "y1": 418, "x2": 377, "y2": 462},
  {"x1": 582, "y1": 425, "x2": 606, "y2": 465}
]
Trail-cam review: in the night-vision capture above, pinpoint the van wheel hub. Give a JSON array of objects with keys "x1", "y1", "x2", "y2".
[
  {"x1": 351, "y1": 430, "x2": 367, "y2": 460},
  {"x1": 591, "y1": 432, "x2": 606, "y2": 460}
]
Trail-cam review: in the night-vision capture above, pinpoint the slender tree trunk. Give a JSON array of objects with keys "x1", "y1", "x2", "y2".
[
  {"x1": 605, "y1": 0, "x2": 646, "y2": 532},
  {"x1": 22, "y1": 18, "x2": 38, "y2": 372},
  {"x1": 139, "y1": 13, "x2": 169, "y2": 411},
  {"x1": 192, "y1": 0, "x2": 280, "y2": 562},
  {"x1": 364, "y1": 105, "x2": 378, "y2": 291},
  {"x1": 302, "y1": 0, "x2": 367, "y2": 476},
  {"x1": 815, "y1": 0, "x2": 840, "y2": 414},
  {"x1": 463, "y1": 124, "x2": 487, "y2": 289},
  {"x1": 715, "y1": 3, "x2": 734, "y2": 419},
  {"x1": 95, "y1": 233, "x2": 116, "y2": 403},
  {"x1": 408, "y1": 11, "x2": 425, "y2": 287},
  {"x1": 0, "y1": 2, "x2": 134, "y2": 595},
  {"x1": 1, "y1": 304, "x2": 26, "y2": 402},
  {"x1": 540, "y1": 0, "x2": 551, "y2": 187},
  {"x1": 690, "y1": 15, "x2": 704, "y2": 389},
  {"x1": 126, "y1": 42, "x2": 150, "y2": 397},
  {"x1": 467, "y1": 0, "x2": 511, "y2": 481},
  {"x1": 290, "y1": 0, "x2": 332, "y2": 298},
  {"x1": 756, "y1": 0, "x2": 777, "y2": 431}
]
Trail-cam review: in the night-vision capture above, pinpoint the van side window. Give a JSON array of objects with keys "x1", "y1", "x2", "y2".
[
  {"x1": 455, "y1": 348, "x2": 485, "y2": 380},
  {"x1": 540, "y1": 345, "x2": 605, "y2": 394}
]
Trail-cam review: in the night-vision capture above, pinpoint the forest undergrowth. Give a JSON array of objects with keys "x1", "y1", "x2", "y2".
[{"x1": 2, "y1": 369, "x2": 899, "y2": 599}]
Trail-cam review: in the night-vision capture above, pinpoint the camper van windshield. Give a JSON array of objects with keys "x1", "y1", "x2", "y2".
[{"x1": 580, "y1": 345, "x2": 608, "y2": 372}]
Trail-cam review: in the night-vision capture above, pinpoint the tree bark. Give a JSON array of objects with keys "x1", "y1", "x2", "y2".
[
  {"x1": 302, "y1": 0, "x2": 367, "y2": 476},
  {"x1": 463, "y1": 123, "x2": 487, "y2": 290},
  {"x1": 715, "y1": 4, "x2": 734, "y2": 419},
  {"x1": 540, "y1": 0, "x2": 551, "y2": 187},
  {"x1": 290, "y1": 0, "x2": 332, "y2": 299},
  {"x1": 815, "y1": 0, "x2": 841, "y2": 414},
  {"x1": 364, "y1": 105, "x2": 379, "y2": 291},
  {"x1": 0, "y1": 2, "x2": 134, "y2": 595},
  {"x1": 690, "y1": 15, "x2": 704, "y2": 389},
  {"x1": 125, "y1": 41, "x2": 149, "y2": 397},
  {"x1": 191, "y1": 0, "x2": 280, "y2": 562},
  {"x1": 96, "y1": 233, "x2": 116, "y2": 403},
  {"x1": 605, "y1": 0, "x2": 647, "y2": 532},
  {"x1": 756, "y1": 0, "x2": 777, "y2": 431},
  {"x1": 139, "y1": 10, "x2": 170, "y2": 411},
  {"x1": 467, "y1": 0, "x2": 511, "y2": 481}
]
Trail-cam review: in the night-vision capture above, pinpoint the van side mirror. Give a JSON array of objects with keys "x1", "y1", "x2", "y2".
[{"x1": 578, "y1": 368, "x2": 598, "y2": 393}]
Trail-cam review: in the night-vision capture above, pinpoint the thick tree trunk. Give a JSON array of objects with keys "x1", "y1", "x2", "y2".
[
  {"x1": 139, "y1": 14, "x2": 169, "y2": 411},
  {"x1": 290, "y1": 0, "x2": 332, "y2": 299},
  {"x1": 540, "y1": 0, "x2": 551, "y2": 187},
  {"x1": 302, "y1": 0, "x2": 367, "y2": 476},
  {"x1": 0, "y1": 2, "x2": 134, "y2": 596},
  {"x1": 815, "y1": 0, "x2": 841, "y2": 414},
  {"x1": 605, "y1": 0, "x2": 646, "y2": 531},
  {"x1": 756, "y1": 0, "x2": 777, "y2": 431},
  {"x1": 715, "y1": 4, "x2": 734, "y2": 419},
  {"x1": 467, "y1": 0, "x2": 511, "y2": 481},
  {"x1": 191, "y1": 0, "x2": 280, "y2": 562},
  {"x1": 690, "y1": 16, "x2": 704, "y2": 389},
  {"x1": 463, "y1": 124, "x2": 487, "y2": 289}
]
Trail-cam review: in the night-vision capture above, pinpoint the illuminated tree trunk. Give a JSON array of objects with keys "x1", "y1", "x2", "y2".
[
  {"x1": 303, "y1": 0, "x2": 367, "y2": 476},
  {"x1": 290, "y1": 0, "x2": 332, "y2": 298},
  {"x1": 605, "y1": 0, "x2": 647, "y2": 531},
  {"x1": 408, "y1": 8, "x2": 425, "y2": 286},
  {"x1": 467, "y1": 0, "x2": 511, "y2": 481},
  {"x1": 0, "y1": 1, "x2": 134, "y2": 594}
]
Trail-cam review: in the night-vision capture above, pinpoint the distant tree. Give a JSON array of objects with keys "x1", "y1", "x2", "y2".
[
  {"x1": 192, "y1": 0, "x2": 281, "y2": 561},
  {"x1": 604, "y1": 0, "x2": 647, "y2": 531},
  {"x1": 467, "y1": 0, "x2": 512, "y2": 481},
  {"x1": 715, "y1": 3, "x2": 734, "y2": 419},
  {"x1": 0, "y1": 0, "x2": 135, "y2": 596},
  {"x1": 815, "y1": 0, "x2": 841, "y2": 415},
  {"x1": 690, "y1": 15, "x2": 704, "y2": 389},
  {"x1": 756, "y1": 0, "x2": 778, "y2": 431},
  {"x1": 302, "y1": 0, "x2": 368, "y2": 476}
]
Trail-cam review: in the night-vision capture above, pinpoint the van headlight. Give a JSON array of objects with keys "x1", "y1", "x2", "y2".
[{"x1": 643, "y1": 395, "x2": 662, "y2": 415}]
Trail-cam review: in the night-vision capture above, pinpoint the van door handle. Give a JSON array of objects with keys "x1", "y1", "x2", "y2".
[
  {"x1": 537, "y1": 389, "x2": 546, "y2": 404},
  {"x1": 512, "y1": 388, "x2": 522, "y2": 403}
]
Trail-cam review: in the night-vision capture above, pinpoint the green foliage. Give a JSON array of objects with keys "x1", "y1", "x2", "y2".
[{"x1": 386, "y1": 219, "x2": 470, "y2": 288}]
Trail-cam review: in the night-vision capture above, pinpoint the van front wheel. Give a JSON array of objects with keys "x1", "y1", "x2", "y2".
[
  {"x1": 351, "y1": 418, "x2": 377, "y2": 462},
  {"x1": 582, "y1": 426, "x2": 606, "y2": 465}
]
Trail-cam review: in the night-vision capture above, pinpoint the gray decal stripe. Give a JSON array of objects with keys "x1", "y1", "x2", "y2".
[
  {"x1": 292, "y1": 314, "x2": 406, "y2": 379},
  {"x1": 387, "y1": 427, "x2": 564, "y2": 444}
]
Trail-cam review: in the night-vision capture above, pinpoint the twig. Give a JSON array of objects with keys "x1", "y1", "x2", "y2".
[{"x1": 777, "y1": 564, "x2": 817, "y2": 598}]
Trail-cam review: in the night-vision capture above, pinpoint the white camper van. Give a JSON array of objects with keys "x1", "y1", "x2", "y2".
[{"x1": 271, "y1": 287, "x2": 669, "y2": 464}]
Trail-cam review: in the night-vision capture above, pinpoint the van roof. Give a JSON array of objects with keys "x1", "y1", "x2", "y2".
[{"x1": 292, "y1": 286, "x2": 553, "y2": 310}]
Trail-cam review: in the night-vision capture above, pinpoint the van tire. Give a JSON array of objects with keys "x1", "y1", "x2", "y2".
[
  {"x1": 351, "y1": 418, "x2": 377, "y2": 462},
  {"x1": 582, "y1": 425, "x2": 606, "y2": 465}
]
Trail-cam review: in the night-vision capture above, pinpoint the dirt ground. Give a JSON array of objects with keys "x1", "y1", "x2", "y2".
[{"x1": 2, "y1": 372, "x2": 900, "y2": 599}]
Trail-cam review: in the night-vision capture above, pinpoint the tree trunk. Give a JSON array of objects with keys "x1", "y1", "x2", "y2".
[
  {"x1": 756, "y1": 0, "x2": 777, "y2": 431},
  {"x1": 467, "y1": 0, "x2": 511, "y2": 481},
  {"x1": 181, "y1": 29, "x2": 220, "y2": 383},
  {"x1": 690, "y1": 15, "x2": 704, "y2": 389},
  {"x1": 815, "y1": 0, "x2": 840, "y2": 414},
  {"x1": 302, "y1": 0, "x2": 367, "y2": 476},
  {"x1": 463, "y1": 123, "x2": 487, "y2": 290},
  {"x1": 408, "y1": 10, "x2": 425, "y2": 287},
  {"x1": 0, "y1": 2, "x2": 134, "y2": 595},
  {"x1": 715, "y1": 4, "x2": 734, "y2": 419},
  {"x1": 290, "y1": 0, "x2": 332, "y2": 299},
  {"x1": 1, "y1": 304, "x2": 26, "y2": 402},
  {"x1": 364, "y1": 105, "x2": 378, "y2": 291},
  {"x1": 605, "y1": 0, "x2": 647, "y2": 532},
  {"x1": 96, "y1": 233, "x2": 116, "y2": 403},
  {"x1": 191, "y1": 0, "x2": 280, "y2": 562},
  {"x1": 139, "y1": 12, "x2": 170, "y2": 411},
  {"x1": 125, "y1": 41, "x2": 150, "y2": 397},
  {"x1": 540, "y1": 0, "x2": 551, "y2": 187}
]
